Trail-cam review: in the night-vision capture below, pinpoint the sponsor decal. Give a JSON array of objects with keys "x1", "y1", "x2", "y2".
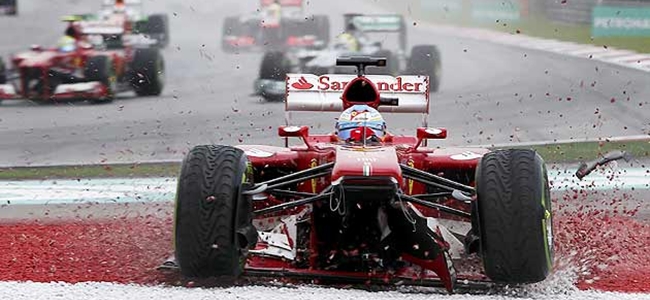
[
  {"x1": 407, "y1": 159, "x2": 415, "y2": 194},
  {"x1": 592, "y1": 6, "x2": 650, "y2": 37},
  {"x1": 450, "y1": 151, "x2": 483, "y2": 161},
  {"x1": 318, "y1": 76, "x2": 423, "y2": 92},
  {"x1": 291, "y1": 76, "x2": 314, "y2": 90},
  {"x1": 288, "y1": 75, "x2": 426, "y2": 93},
  {"x1": 310, "y1": 158, "x2": 318, "y2": 193},
  {"x1": 244, "y1": 148, "x2": 274, "y2": 158}
]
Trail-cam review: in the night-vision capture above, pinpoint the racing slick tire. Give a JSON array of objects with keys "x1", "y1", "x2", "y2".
[
  {"x1": 143, "y1": 14, "x2": 170, "y2": 48},
  {"x1": 367, "y1": 50, "x2": 398, "y2": 76},
  {"x1": 475, "y1": 149, "x2": 553, "y2": 284},
  {"x1": 129, "y1": 48, "x2": 165, "y2": 97},
  {"x1": 84, "y1": 55, "x2": 116, "y2": 103},
  {"x1": 174, "y1": 145, "x2": 256, "y2": 280},
  {"x1": 222, "y1": 16, "x2": 241, "y2": 53},
  {"x1": 258, "y1": 51, "x2": 291, "y2": 101},
  {"x1": 407, "y1": 45, "x2": 442, "y2": 92},
  {"x1": 0, "y1": 57, "x2": 6, "y2": 84},
  {"x1": 2, "y1": 0, "x2": 17, "y2": 15}
]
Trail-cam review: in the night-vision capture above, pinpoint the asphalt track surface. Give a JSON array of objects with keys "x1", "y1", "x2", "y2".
[{"x1": 1, "y1": 0, "x2": 649, "y2": 167}]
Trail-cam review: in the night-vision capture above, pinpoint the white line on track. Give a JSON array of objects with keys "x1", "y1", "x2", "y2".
[{"x1": 0, "y1": 166, "x2": 647, "y2": 206}]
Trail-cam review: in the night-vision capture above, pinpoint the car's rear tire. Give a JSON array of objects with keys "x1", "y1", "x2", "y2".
[
  {"x1": 5, "y1": 0, "x2": 17, "y2": 15},
  {"x1": 475, "y1": 149, "x2": 553, "y2": 284},
  {"x1": 0, "y1": 57, "x2": 7, "y2": 84},
  {"x1": 143, "y1": 14, "x2": 170, "y2": 48},
  {"x1": 130, "y1": 48, "x2": 165, "y2": 97},
  {"x1": 258, "y1": 51, "x2": 291, "y2": 101},
  {"x1": 367, "y1": 50, "x2": 398, "y2": 76},
  {"x1": 84, "y1": 55, "x2": 116, "y2": 103},
  {"x1": 407, "y1": 45, "x2": 442, "y2": 92},
  {"x1": 175, "y1": 145, "x2": 256, "y2": 280}
]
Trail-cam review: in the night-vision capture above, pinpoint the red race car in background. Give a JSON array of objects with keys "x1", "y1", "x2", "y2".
[
  {"x1": 221, "y1": 0, "x2": 330, "y2": 53},
  {"x1": 0, "y1": 16, "x2": 165, "y2": 104},
  {"x1": 162, "y1": 57, "x2": 555, "y2": 293}
]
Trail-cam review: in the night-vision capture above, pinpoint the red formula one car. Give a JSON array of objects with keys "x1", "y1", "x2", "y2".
[
  {"x1": 163, "y1": 57, "x2": 554, "y2": 293},
  {"x1": 221, "y1": 0, "x2": 329, "y2": 53},
  {"x1": 0, "y1": 17, "x2": 164, "y2": 104}
]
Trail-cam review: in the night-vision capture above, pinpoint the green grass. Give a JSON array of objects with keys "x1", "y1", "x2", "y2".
[
  {"x1": 478, "y1": 16, "x2": 650, "y2": 54},
  {"x1": 0, "y1": 162, "x2": 181, "y2": 180},
  {"x1": 511, "y1": 139, "x2": 650, "y2": 163},
  {"x1": 0, "y1": 139, "x2": 647, "y2": 180},
  {"x1": 382, "y1": 1, "x2": 650, "y2": 53}
]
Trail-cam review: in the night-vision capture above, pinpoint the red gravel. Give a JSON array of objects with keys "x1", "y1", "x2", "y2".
[
  {"x1": 0, "y1": 204, "x2": 648, "y2": 292},
  {"x1": 0, "y1": 216, "x2": 173, "y2": 285},
  {"x1": 555, "y1": 213, "x2": 650, "y2": 293}
]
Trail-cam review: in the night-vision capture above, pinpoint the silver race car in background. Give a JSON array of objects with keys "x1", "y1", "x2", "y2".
[{"x1": 254, "y1": 14, "x2": 442, "y2": 100}]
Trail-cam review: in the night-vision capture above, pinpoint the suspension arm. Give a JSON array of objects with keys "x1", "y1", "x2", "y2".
[
  {"x1": 253, "y1": 191, "x2": 333, "y2": 217},
  {"x1": 400, "y1": 164, "x2": 476, "y2": 194},
  {"x1": 398, "y1": 193, "x2": 472, "y2": 219}
]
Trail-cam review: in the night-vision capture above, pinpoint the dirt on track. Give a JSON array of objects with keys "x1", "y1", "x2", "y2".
[{"x1": 1, "y1": 198, "x2": 649, "y2": 293}]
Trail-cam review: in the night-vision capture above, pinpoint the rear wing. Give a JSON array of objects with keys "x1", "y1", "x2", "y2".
[
  {"x1": 261, "y1": 0, "x2": 302, "y2": 6},
  {"x1": 285, "y1": 73, "x2": 429, "y2": 113},
  {"x1": 343, "y1": 14, "x2": 407, "y2": 51},
  {"x1": 63, "y1": 15, "x2": 125, "y2": 35}
]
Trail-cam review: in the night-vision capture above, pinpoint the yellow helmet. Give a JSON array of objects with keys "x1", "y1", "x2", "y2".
[
  {"x1": 57, "y1": 35, "x2": 77, "y2": 53},
  {"x1": 335, "y1": 33, "x2": 359, "y2": 52}
]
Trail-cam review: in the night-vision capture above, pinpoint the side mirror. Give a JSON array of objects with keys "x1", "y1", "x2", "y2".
[
  {"x1": 278, "y1": 125, "x2": 313, "y2": 149},
  {"x1": 417, "y1": 127, "x2": 447, "y2": 140},
  {"x1": 30, "y1": 44, "x2": 43, "y2": 52},
  {"x1": 414, "y1": 127, "x2": 447, "y2": 149},
  {"x1": 278, "y1": 125, "x2": 309, "y2": 138}
]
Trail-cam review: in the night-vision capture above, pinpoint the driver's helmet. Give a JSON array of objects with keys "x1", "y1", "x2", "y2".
[
  {"x1": 57, "y1": 35, "x2": 77, "y2": 53},
  {"x1": 114, "y1": 0, "x2": 126, "y2": 12},
  {"x1": 336, "y1": 105, "x2": 386, "y2": 142},
  {"x1": 334, "y1": 32, "x2": 359, "y2": 52},
  {"x1": 345, "y1": 19, "x2": 358, "y2": 33}
]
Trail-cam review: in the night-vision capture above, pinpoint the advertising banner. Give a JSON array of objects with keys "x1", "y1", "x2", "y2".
[{"x1": 592, "y1": 6, "x2": 650, "y2": 37}]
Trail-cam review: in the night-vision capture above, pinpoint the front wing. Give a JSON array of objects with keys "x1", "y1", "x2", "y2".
[{"x1": 0, "y1": 81, "x2": 110, "y2": 101}]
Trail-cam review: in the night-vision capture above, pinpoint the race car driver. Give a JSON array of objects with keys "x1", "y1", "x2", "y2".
[
  {"x1": 57, "y1": 35, "x2": 77, "y2": 53},
  {"x1": 335, "y1": 104, "x2": 387, "y2": 144},
  {"x1": 334, "y1": 20, "x2": 370, "y2": 52},
  {"x1": 263, "y1": 0, "x2": 282, "y2": 26}
]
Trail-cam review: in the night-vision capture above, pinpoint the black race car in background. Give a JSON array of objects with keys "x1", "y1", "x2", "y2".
[
  {"x1": 254, "y1": 14, "x2": 442, "y2": 100},
  {"x1": 0, "y1": 0, "x2": 17, "y2": 15},
  {"x1": 221, "y1": 0, "x2": 329, "y2": 53}
]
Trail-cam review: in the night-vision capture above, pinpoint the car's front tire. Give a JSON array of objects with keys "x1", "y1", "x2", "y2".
[
  {"x1": 407, "y1": 45, "x2": 442, "y2": 92},
  {"x1": 174, "y1": 145, "x2": 256, "y2": 280},
  {"x1": 130, "y1": 48, "x2": 165, "y2": 97},
  {"x1": 475, "y1": 149, "x2": 553, "y2": 284}
]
